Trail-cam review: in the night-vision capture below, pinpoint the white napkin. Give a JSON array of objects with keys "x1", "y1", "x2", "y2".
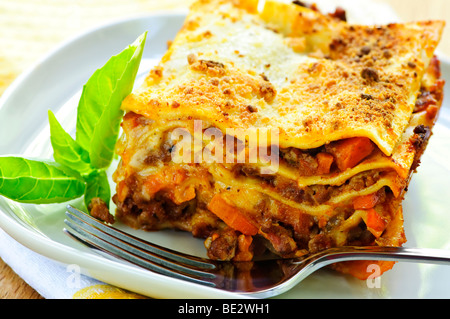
[{"x1": 0, "y1": 227, "x2": 105, "y2": 299}]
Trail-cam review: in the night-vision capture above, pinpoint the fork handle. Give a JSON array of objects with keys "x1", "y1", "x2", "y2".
[{"x1": 323, "y1": 246, "x2": 450, "y2": 266}]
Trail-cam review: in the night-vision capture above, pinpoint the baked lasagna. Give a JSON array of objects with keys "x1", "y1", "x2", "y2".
[{"x1": 112, "y1": 0, "x2": 445, "y2": 279}]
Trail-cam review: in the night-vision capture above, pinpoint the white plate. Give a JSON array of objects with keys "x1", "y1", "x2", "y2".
[{"x1": 1, "y1": 13, "x2": 450, "y2": 299}]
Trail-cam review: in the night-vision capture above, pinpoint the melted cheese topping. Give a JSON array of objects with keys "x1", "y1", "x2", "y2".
[{"x1": 122, "y1": 0, "x2": 444, "y2": 157}]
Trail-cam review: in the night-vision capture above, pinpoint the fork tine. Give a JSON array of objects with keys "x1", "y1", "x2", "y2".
[
  {"x1": 63, "y1": 225, "x2": 215, "y2": 287},
  {"x1": 64, "y1": 206, "x2": 217, "y2": 287},
  {"x1": 66, "y1": 205, "x2": 215, "y2": 270},
  {"x1": 64, "y1": 213, "x2": 215, "y2": 278}
]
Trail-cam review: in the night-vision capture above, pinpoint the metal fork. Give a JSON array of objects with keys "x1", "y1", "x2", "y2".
[{"x1": 63, "y1": 205, "x2": 450, "y2": 298}]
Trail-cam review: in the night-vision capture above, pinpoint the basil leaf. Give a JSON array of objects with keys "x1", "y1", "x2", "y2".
[
  {"x1": 0, "y1": 157, "x2": 85, "y2": 203},
  {"x1": 76, "y1": 32, "x2": 147, "y2": 170},
  {"x1": 83, "y1": 170, "x2": 111, "y2": 210},
  {"x1": 48, "y1": 110, "x2": 93, "y2": 175}
]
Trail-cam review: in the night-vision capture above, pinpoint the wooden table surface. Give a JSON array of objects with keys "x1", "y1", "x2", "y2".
[{"x1": 0, "y1": 0, "x2": 448, "y2": 299}]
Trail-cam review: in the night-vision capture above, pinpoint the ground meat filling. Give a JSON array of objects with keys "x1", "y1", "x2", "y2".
[
  {"x1": 280, "y1": 148, "x2": 322, "y2": 175},
  {"x1": 89, "y1": 197, "x2": 115, "y2": 224},
  {"x1": 113, "y1": 192, "x2": 200, "y2": 232},
  {"x1": 114, "y1": 166, "x2": 390, "y2": 260},
  {"x1": 232, "y1": 163, "x2": 383, "y2": 206}
]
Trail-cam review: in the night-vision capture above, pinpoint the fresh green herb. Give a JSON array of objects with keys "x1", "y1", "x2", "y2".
[
  {"x1": 0, "y1": 32, "x2": 147, "y2": 213},
  {"x1": 48, "y1": 109, "x2": 93, "y2": 175},
  {"x1": 76, "y1": 32, "x2": 146, "y2": 170},
  {"x1": 0, "y1": 157, "x2": 85, "y2": 204},
  {"x1": 83, "y1": 170, "x2": 111, "y2": 211}
]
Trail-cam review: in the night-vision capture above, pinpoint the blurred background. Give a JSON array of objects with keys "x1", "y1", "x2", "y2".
[{"x1": 0, "y1": 0, "x2": 448, "y2": 299}]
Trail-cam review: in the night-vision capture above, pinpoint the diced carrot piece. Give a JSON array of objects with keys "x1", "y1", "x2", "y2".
[
  {"x1": 426, "y1": 104, "x2": 439, "y2": 120},
  {"x1": 207, "y1": 195, "x2": 258, "y2": 236},
  {"x1": 316, "y1": 152, "x2": 334, "y2": 175},
  {"x1": 363, "y1": 208, "x2": 387, "y2": 238},
  {"x1": 169, "y1": 186, "x2": 196, "y2": 205},
  {"x1": 328, "y1": 137, "x2": 374, "y2": 171},
  {"x1": 143, "y1": 168, "x2": 187, "y2": 195},
  {"x1": 318, "y1": 215, "x2": 328, "y2": 229},
  {"x1": 144, "y1": 174, "x2": 165, "y2": 194},
  {"x1": 171, "y1": 169, "x2": 187, "y2": 184},
  {"x1": 353, "y1": 193, "x2": 379, "y2": 210}
]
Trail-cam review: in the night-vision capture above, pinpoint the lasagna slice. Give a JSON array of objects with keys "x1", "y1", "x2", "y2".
[{"x1": 112, "y1": 0, "x2": 445, "y2": 279}]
